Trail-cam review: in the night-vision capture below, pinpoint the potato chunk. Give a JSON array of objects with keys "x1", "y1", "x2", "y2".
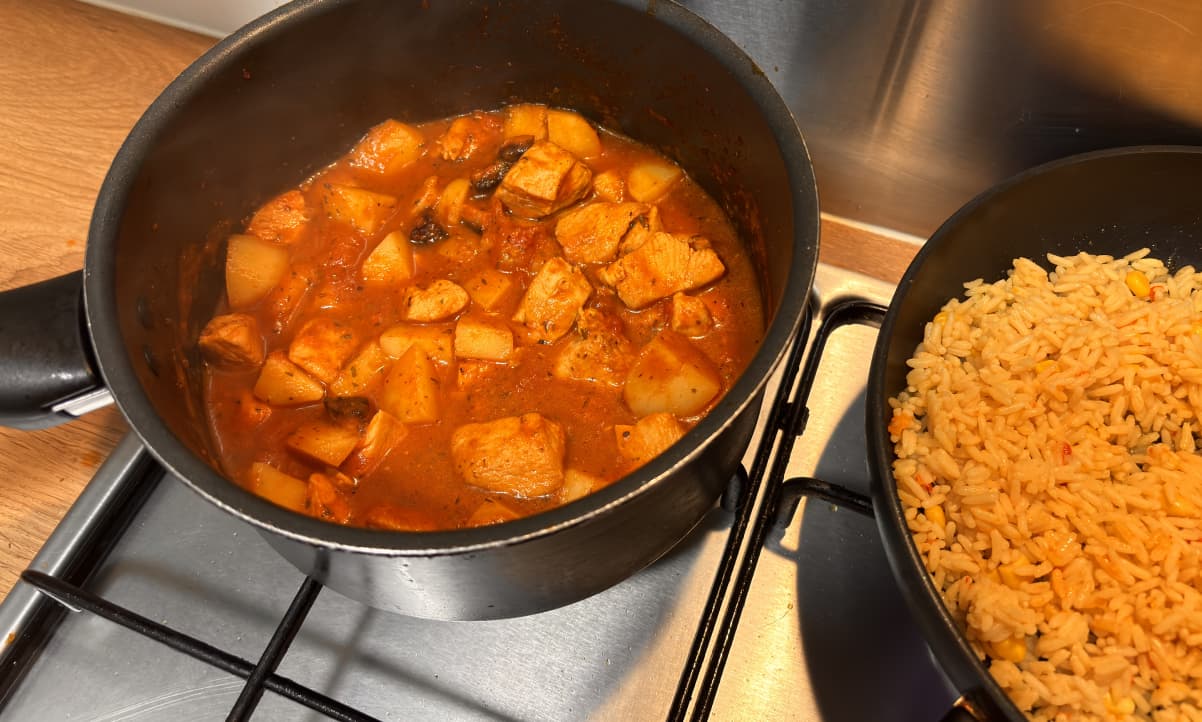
[
  {"x1": 288, "y1": 317, "x2": 361, "y2": 384},
  {"x1": 361, "y1": 230, "x2": 415, "y2": 284},
  {"x1": 454, "y1": 316, "x2": 514, "y2": 361},
  {"x1": 320, "y1": 183, "x2": 398, "y2": 236},
  {"x1": 379, "y1": 346, "x2": 440, "y2": 423},
  {"x1": 363, "y1": 505, "x2": 439, "y2": 531},
  {"x1": 249, "y1": 463, "x2": 309, "y2": 513},
  {"x1": 467, "y1": 498, "x2": 522, "y2": 527},
  {"x1": 546, "y1": 109, "x2": 601, "y2": 158},
  {"x1": 598, "y1": 232, "x2": 725, "y2": 309},
  {"x1": 615, "y1": 412, "x2": 686, "y2": 464},
  {"x1": 496, "y1": 141, "x2": 592, "y2": 218},
  {"x1": 560, "y1": 468, "x2": 602, "y2": 503},
  {"x1": 592, "y1": 170, "x2": 626, "y2": 202},
  {"x1": 247, "y1": 190, "x2": 309, "y2": 246},
  {"x1": 624, "y1": 331, "x2": 722, "y2": 417},
  {"x1": 198, "y1": 313, "x2": 264, "y2": 369},
  {"x1": 350, "y1": 119, "x2": 425, "y2": 175},
  {"x1": 436, "y1": 177, "x2": 472, "y2": 226},
  {"x1": 379, "y1": 324, "x2": 454, "y2": 364},
  {"x1": 342, "y1": 410, "x2": 408, "y2": 477},
  {"x1": 463, "y1": 269, "x2": 516, "y2": 312},
  {"x1": 225, "y1": 234, "x2": 290, "y2": 308},
  {"x1": 552, "y1": 308, "x2": 632, "y2": 387},
  {"x1": 628, "y1": 160, "x2": 683, "y2": 202},
  {"x1": 502, "y1": 103, "x2": 548, "y2": 141},
  {"x1": 330, "y1": 341, "x2": 390, "y2": 398},
  {"x1": 450, "y1": 413, "x2": 566, "y2": 497},
  {"x1": 512, "y1": 257, "x2": 593, "y2": 343},
  {"x1": 307, "y1": 471, "x2": 352, "y2": 523},
  {"x1": 670, "y1": 292, "x2": 713, "y2": 336},
  {"x1": 554, "y1": 202, "x2": 650, "y2": 264},
  {"x1": 253, "y1": 352, "x2": 324, "y2": 406},
  {"x1": 286, "y1": 420, "x2": 361, "y2": 466},
  {"x1": 399, "y1": 279, "x2": 470, "y2": 322}
]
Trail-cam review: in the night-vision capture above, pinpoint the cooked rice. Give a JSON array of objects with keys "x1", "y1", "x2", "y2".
[{"x1": 889, "y1": 249, "x2": 1202, "y2": 721}]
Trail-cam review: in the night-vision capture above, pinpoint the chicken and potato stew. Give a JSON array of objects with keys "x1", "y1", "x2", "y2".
[{"x1": 200, "y1": 105, "x2": 765, "y2": 530}]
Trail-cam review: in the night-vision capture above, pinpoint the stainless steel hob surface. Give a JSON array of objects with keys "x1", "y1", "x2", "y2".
[{"x1": 0, "y1": 264, "x2": 955, "y2": 721}]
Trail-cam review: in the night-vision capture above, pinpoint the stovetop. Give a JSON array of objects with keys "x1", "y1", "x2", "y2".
[{"x1": 0, "y1": 264, "x2": 954, "y2": 721}]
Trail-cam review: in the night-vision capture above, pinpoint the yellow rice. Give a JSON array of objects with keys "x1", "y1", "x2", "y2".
[{"x1": 889, "y1": 249, "x2": 1202, "y2": 721}]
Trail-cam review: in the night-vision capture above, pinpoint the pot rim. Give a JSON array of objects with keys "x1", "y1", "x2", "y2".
[
  {"x1": 84, "y1": 0, "x2": 820, "y2": 557},
  {"x1": 867, "y1": 144, "x2": 1202, "y2": 719}
]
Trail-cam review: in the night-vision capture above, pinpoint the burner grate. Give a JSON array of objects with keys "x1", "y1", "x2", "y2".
[{"x1": 6, "y1": 298, "x2": 889, "y2": 720}]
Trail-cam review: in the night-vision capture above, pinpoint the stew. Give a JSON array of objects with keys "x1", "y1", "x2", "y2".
[{"x1": 199, "y1": 105, "x2": 764, "y2": 530}]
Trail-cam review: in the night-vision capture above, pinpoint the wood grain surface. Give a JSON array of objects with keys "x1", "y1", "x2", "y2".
[
  {"x1": 0, "y1": 0, "x2": 212, "y2": 599},
  {"x1": 0, "y1": 0, "x2": 918, "y2": 603}
]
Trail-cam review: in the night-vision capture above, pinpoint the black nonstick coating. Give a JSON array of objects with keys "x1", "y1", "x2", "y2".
[{"x1": 867, "y1": 146, "x2": 1202, "y2": 719}]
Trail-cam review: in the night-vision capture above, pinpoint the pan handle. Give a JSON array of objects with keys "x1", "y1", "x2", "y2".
[{"x1": 0, "y1": 272, "x2": 111, "y2": 429}]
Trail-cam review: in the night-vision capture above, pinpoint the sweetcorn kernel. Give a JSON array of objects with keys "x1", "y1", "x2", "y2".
[
  {"x1": 990, "y1": 636, "x2": 1027, "y2": 663},
  {"x1": 925, "y1": 504, "x2": 946, "y2": 528},
  {"x1": 1125, "y1": 270, "x2": 1151, "y2": 298}
]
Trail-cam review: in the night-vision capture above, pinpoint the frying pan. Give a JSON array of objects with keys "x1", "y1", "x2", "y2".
[
  {"x1": 0, "y1": 0, "x2": 819, "y2": 620},
  {"x1": 864, "y1": 146, "x2": 1202, "y2": 720}
]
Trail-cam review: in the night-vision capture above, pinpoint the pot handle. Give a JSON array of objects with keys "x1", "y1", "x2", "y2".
[{"x1": 0, "y1": 272, "x2": 112, "y2": 429}]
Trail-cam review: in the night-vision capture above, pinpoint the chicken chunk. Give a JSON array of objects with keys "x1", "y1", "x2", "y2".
[
  {"x1": 399, "y1": 279, "x2": 470, "y2": 322},
  {"x1": 624, "y1": 331, "x2": 722, "y2": 418},
  {"x1": 552, "y1": 308, "x2": 633, "y2": 387},
  {"x1": 263, "y1": 265, "x2": 315, "y2": 335},
  {"x1": 247, "y1": 190, "x2": 309, "y2": 246},
  {"x1": 598, "y1": 232, "x2": 725, "y2": 309},
  {"x1": 456, "y1": 359, "x2": 503, "y2": 390},
  {"x1": 307, "y1": 472, "x2": 352, "y2": 524},
  {"x1": 615, "y1": 412, "x2": 686, "y2": 465},
  {"x1": 342, "y1": 410, "x2": 408, "y2": 477},
  {"x1": 670, "y1": 292, "x2": 713, "y2": 336},
  {"x1": 616, "y1": 206, "x2": 662, "y2": 255},
  {"x1": 495, "y1": 141, "x2": 592, "y2": 219},
  {"x1": 451, "y1": 413, "x2": 566, "y2": 497},
  {"x1": 198, "y1": 313, "x2": 264, "y2": 369},
  {"x1": 554, "y1": 202, "x2": 650, "y2": 264},
  {"x1": 440, "y1": 115, "x2": 490, "y2": 162},
  {"x1": 349, "y1": 119, "x2": 426, "y2": 175},
  {"x1": 288, "y1": 317, "x2": 361, "y2": 384},
  {"x1": 592, "y1": 170, "x2": 626, "y2": 202},
  {"x1": 512, "y1": 257, "x2": 593, "y2": 343}
]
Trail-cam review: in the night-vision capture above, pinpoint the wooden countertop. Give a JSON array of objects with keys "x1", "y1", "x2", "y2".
[{"x1": 0, "y1": 0, "x2": 918, "y2": 601}]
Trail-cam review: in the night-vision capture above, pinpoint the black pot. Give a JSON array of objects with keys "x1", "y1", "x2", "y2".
[
  {"x1": 865, "y1": 146, "x2": 1202, "y2": 719},
  {"x1": 0, "y1": 0, "x2": 818, "y2": 620}
]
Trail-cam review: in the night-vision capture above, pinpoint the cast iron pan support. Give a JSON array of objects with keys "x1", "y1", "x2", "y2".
[{"x1": 770, "y1": 299, "x2": 986, "y2": 722}]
